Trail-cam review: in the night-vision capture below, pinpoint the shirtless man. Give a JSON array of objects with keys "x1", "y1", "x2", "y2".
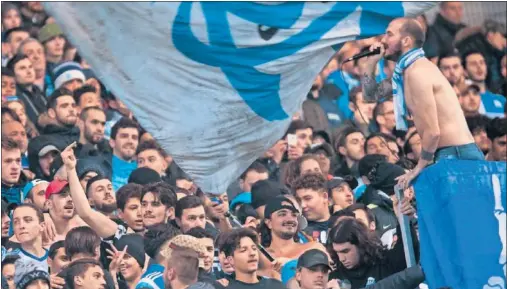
[
  {"x1": 260, "y1": 195, "x2": 326, "y2": 261},
  {"x1": 360, "y1": 18, "x2": 482, "y2": 189}
]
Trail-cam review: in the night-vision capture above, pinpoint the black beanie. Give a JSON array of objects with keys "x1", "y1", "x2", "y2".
[
  {"x1": 369, "y1": 162, "x2": 406, "y2": 195},
  {"x1": 114, "y1": 234, "x2": 146, "y2": 267},
  {"x1": 128, "y1": 167, "x2": 161, "y2": 185}
]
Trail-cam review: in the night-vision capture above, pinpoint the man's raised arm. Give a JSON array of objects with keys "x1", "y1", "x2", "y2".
[{"x1": 60, "y1": 143, "x2": 119, "y2": 238}]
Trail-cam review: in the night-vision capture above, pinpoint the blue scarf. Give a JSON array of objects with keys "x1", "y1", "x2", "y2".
[{"x1": 392, "y1": 48, "x2": 425, "y2": 131}]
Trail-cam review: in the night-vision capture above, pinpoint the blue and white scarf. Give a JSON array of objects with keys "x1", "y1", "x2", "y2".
[{"x1": 392, "y1": 48, "x2": 426, "y2": 131}]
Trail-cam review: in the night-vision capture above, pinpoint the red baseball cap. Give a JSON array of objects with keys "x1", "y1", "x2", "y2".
[{"x1": 45, "y1": 180, "x2": 69, "y2": 200}]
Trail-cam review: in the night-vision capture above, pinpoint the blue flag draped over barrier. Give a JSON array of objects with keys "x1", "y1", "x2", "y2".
[
  {"x1": 43, "y1": 2, "x2": 435, "y2": 193},
  {"x1": 414, "y1": 160, "x2": 506, "y2": 289}
]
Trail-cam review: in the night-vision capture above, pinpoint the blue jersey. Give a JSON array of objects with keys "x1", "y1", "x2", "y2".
[{"x1": 136, "y1": 263, "x2": 164, "y2": 289}]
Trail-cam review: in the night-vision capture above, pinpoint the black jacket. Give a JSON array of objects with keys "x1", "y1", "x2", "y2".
[
  {"x1": 358, "y1": 186, "x2": 399, "y2": 238},
  {"x1": 15, "y1": 84, "x2": 47, "y2": 126},
  {"x1": 41, "y1": 124, "x2": 80, "y2": 147},
  {"x1": 423, "y1": 13, "x2": 466, "y2": 58}
]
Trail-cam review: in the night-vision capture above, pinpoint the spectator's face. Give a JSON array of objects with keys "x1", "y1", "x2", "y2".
[
  {"x1": 340, "y1": 132, "x2": 365, "y2": 162},
  {"x1": 377, "y1": 100, "x2": 396, "y2": 131},
  {"x1": 48, "y1": 247, "x2": 70, "y2": 274},
  {"x1": 2, "y1": 121, "x2": 28, "y2": 153},
  {"x1": 44, "y1": 36, "x2": 66, "y2": 58},
  {"x1": 408, "y1": 133, "x2": 422, "y2": 161},
  {"x1": 111, "y1": 127, "x2": 139, "y2": 161},
  {"x1": 229, "y1": 237, "x2": 259, "y2": 274},
  {"x1": 295, "y1": 188, "x2": 328, "y2": 222},
  {"x1": 218, "y1": 251, "x2": 235, "y2": 274},
  {"x1": 88, "y1": 179, "x2": 116, "y2": 213},
  {"x1": 62, "y1": 79, "x2": 84, "y2": 93},
  {"x1": 2, "y1": 9, "x2": 21, "y2": 30},
  {"x1": 471, "y1": 127, "x2": 491, "y2": 153},
  {"x1": 465, "y1": 54, "x2": 488, "y2": 82},
  {"x1": 296, "y1": 265, "x2": 330, "y2": 289},
  {"x1": 381, "y1": 20, "x2": 404, "y2": 61},
  {"x1": 51, "y1": 95, "x2": 78, "y2": 126},
  {"x1": 177, "y1": 205, "x2": 206, "y2": 233},
  {"x1": 119, "y1": 197, "x2": 143, "y2": 232},
  {"x1": 75, "y1": 265, "x2": 106, "y2": 289},
  {"x1": 1, "y1": 75, "x2": 16, "y2": 97},
  {"x1": 332, "y1": 242, "x2": 360, "y2": 269},
  {"x1": 331, "y1": 184, "x2": 354, "y2": 210},
  {"x1": 265, "y1": 208, "x2": 298, "y2": 240},
  {"x1": 81, "y1": 110, "x2": 106, "y2": 145},
  {"x1": 141, "y1": 192, "x2": 171, "y2": 228},
  {"x1": 439, "y1": 56, "x2": 465, "y2": 86},
  {"x1": 1, "y1": 213, "x2": 11, "y2": 237},
  {"x1": 13, "y1": 58, "x2": 35, "y2": 85},
  {"x1": 48, "y1": 191, "x2": 75, "y2": 220},
  {"x1": 137, "y1": 149, "x2": 168, "y2": 175},
  {"x1": 176, "y1": 178, "x2": 195, "y2": 193},
  {"x1": 27, "y1": 2, "x2": 44, "y2": 12},
  {"x1": 38, "y1": 150, "x2": 58, "y2": 177},
  {"x1": 351, "y1": 92, "x2": 375, "y2": 123},
  {"x1": 28, "y1": 183, "x2": 49, "y2": 211},
  {"x1": 13, "y1": 206, "x2": 43, "y2": 244},
  {"x1": 79, "y1": 92, "x2": 102, "y2": 110},
  {"x1": 296, "y1": 128, "x2": 313, "y2": 149},
  {"x1": 459, "y1": 90, "x2": 481, "y2": 115},
  {"x1": 199, "y1": 237, "x2": 215, "y2": 272},
  {"x1": 315, "y1": 153, "x2": 331, "y2": 176},
  {"x1": 240, "y1": 170, "x2": 269, "y2": 193},
  {"x1": 490, "y1": 135, "x2": 507, "y2": 161},
  {"x1": 366, "y1": 136, "x2": 391, "y2": 159},
  {"x1": 352, "y1": 209, "x2": 375, "y2": 231},
  {"x1": 119, "y1": 253, "x2": 143, "y2": 282},
  {"x1": 22, "y1": 40, "x2": 46, "y2": 73},
  {"x1": 6, "y1": 101, "x2": 28, "y2": 127},
  {"x1": 440, "y1": 2, "x2": 464, "y2": 25},
  {"x1": 1, "y1": 147, "x2": 21, "y2": 185},
  {"x1": 2, "y1": 264, "x2": 15, "y2": 289},
  {"x1": 8, "y1": 31, "x2": 29, "y2": 54},
  {"x1": 300, "y1": 158, "x2": 323, "y2": 176}
]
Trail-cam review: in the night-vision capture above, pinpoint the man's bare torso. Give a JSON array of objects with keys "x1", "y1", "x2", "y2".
[{"x1": 404, "y1": 58, "x2": 474, "y2": 148}]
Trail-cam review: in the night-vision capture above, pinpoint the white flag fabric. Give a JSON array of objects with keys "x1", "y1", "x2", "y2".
[{"x1": 44, "y1": 2, "x2": 435, "y2": 193}]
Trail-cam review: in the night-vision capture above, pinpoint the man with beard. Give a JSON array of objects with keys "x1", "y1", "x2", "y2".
[
  {"x1": 86, "y1": 176, "x2": 117, "y2": 218},
  {"x1": 361, "y1": 18, "x2": 481, "y2": 190},
  {"x1": 109, "y1": 117, "x2": 139, "y2": 191},
  {"x1": 333, "y1": 126, "x2": 365, "y2": 179},
  {"x1": 76, "y1": 106, "x2": 111, "y2": 159},
  {"x1": 60, "y1": 142, "x2": 136, "y2": 241},
  {"x1": 43, "y1": 88, "x2": 80, "y2": 146},
  {"x1": 260, "y1": 195, "x2": 326, "y2": 261},
  {"x1": 45, "y1": 180, "x2": 84, "y2": 244}
]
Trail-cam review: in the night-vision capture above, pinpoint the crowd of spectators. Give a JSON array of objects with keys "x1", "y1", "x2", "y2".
[{"x1": 1, "y1": 2, "x2": 506, "y2": 289}]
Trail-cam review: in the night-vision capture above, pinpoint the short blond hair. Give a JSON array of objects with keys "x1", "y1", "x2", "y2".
[{"x1": 158, "y1": 234, "x2": 206, "y2": 268}]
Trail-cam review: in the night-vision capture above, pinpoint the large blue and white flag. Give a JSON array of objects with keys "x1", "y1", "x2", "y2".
[
  {"x1": 415, "y1": 160, "x2": 506, "y2": 289},
  {"x1": 44, "y1": 2, "x2": 435, "y2": 193}
]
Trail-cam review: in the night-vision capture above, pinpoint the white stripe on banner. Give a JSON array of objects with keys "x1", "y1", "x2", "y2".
[{"x1": 43, "y1": 2, "x2": 436, "y2": 193}]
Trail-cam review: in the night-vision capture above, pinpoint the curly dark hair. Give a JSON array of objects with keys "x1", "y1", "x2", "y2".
[
  {"x1": 326, "y1": 218, "x2": 384, "y2": 269},
  {"x1": 282, "y1": 155, "x2": 323, "y2": 189},
  {"x1": 291, "y1": 172, "x2": 327, "y2": 194},
  {"x1": 220, "y1": 228, "x2": 258, "y2": 257}
]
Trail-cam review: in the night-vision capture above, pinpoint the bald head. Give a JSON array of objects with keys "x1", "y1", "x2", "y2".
[{"x1": 398, "y1": 18, "x2": 426, "y2": 48}]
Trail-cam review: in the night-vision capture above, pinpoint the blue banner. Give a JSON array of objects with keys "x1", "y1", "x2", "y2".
[{"x1": 415, "y1": 160, "x2": 506, "y2": 289}]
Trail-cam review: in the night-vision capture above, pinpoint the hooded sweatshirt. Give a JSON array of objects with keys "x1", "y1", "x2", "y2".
[{"x1": 27, "y1": 135, "x2": 67, "y2": 181}]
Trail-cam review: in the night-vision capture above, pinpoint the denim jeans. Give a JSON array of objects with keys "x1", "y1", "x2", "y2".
[{"x1": 434, "y1": 143, "x2": 485, "y2": 162}]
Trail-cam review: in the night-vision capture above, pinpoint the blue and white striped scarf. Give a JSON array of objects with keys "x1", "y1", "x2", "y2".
[{"x1": 392, "y1": 48, "x2": 426, "y2": 131}]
